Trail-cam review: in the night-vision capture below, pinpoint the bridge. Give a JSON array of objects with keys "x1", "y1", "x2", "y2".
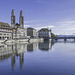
[{"x1": 51, "y1": 36, "x2": 75, "y2": 41}]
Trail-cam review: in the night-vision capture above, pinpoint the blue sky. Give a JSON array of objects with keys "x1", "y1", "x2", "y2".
[{"x1": 0, "y1": 0, "x2": 75, "y2": 34}]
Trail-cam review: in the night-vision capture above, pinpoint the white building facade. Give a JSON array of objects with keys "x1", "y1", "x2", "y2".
[
  {"x1": 13, "y1": 28, "x2": 27, "y2": 39},
  {"x1": 0, "y1": 22, "x2": 12, "y2": 40},
  {"x1": 38, "y1": 28, "x2": 52, "y2": 38}
]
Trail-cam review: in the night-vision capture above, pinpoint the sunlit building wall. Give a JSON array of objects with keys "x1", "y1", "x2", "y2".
[{"x1": 0, "y1": 22, "x2": 12, "y2": 40}]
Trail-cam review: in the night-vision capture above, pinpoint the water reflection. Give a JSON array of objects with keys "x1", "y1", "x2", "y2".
[
  {"x1": 11, "y1": 43, "x2": 37, "y2": 70},
  {"x1": 11, "y1": 49, "x2": 24, "y2": 70},
  {"x1": 0, "y1": 45, "x2": 12, "y2": 61},
  {"x1": 27, "y1": 43, "x2": 37, "y2": 51},
  {"x1": 38, "y1": 40, "x2": 54, "y2": 51},
  {"x1": 54, "y1": 39, "x2": 75, "y2": 43},
  {"x1": 0, "y1": 40, "x2": 54, "y2": 62},
  {"x1": 0, "y1": 40, "x2": 75, "y2": 71},
  {"x1": 19, "y1": 53, "x2": 24, "y2": 69},
  {"x1": 11, "y1": 53, "x2": 15, "y2": 70}
]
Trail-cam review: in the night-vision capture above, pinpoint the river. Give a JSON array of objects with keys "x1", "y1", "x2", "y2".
[{"x1": 0, "y1": 40, "x2": 75, "y2": 75}]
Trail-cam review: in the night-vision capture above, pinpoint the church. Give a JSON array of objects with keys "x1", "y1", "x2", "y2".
[
  {"x1": 11, "y1": 9, "x2": 37, "y2": 39},
  {"x1": 11, "y1": 9, "x2": 27, "y2": 39},
  {"x1": 0, "y1": 9, "x2": 37, "y2": 40},
  {"x1": 11, "y1": 9, "x2": 24, "y2": 28}
]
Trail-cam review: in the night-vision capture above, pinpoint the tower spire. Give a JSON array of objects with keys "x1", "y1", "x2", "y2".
[
  {"x1": 11, "y1": 9, "x2": 15, "y2": 16},
  {"x1": 19, "y1": 10, "x2": 24, "y2": 28},
  {"x1": 20, "y1": 10, "x2": 23, "y2": 17},
  {"x1": 11, "y1": 9, "x2": 15, "y2": 28}
]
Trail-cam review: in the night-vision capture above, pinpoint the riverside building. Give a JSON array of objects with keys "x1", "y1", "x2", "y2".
[
  {"x1": 38, "y1": 28, "x2": 52, "y2": 38},
  {"x1": 0, "y1": 22, "x2": 12, "y2": 40},
  {"x1": 27, "y1": 27, "x2": 37, "y2": 38},
  {"x1": 12, "y1": 28, "x2": 27, "y2": 39}
]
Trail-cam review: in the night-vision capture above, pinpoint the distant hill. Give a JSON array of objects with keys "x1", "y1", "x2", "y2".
[{"x1": 57, "y1": 35, "x2": 75, "y2": 37}]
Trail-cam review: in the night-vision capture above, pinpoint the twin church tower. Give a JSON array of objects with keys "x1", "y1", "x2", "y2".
[{"x1": 11, "y1": 9, "x2": 24, "y2": 28}]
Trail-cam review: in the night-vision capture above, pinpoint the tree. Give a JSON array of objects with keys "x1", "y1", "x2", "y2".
[{"x1": 15, "y1": 23, "x2": 20, "y2": 28}]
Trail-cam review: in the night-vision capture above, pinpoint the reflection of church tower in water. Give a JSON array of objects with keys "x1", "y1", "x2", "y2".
[
  {"x1": 11, "y1": 9, "x2": 15, "y2": 28},
  {"x1": 11, "y1": 53, "x2": 15, "y2": 70},
  {"x1": 11, "y1": 44, "x2": 25, "y2": 70},
  {"x1": 19, "y1": 53, "x2": 24, "y2": 69},
  {"x1": 19, "y1": 10, "x2": 24, "y2": 28}
]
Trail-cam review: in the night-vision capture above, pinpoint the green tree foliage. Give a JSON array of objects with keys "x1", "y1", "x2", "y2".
[{"x1": 51, "y1": 33, "x2": 58, "y2": 38}]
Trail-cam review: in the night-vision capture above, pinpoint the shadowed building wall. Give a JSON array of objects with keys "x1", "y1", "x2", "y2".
[{"x1": 11, "y1": 9, "x2": 15, "y2": 28}]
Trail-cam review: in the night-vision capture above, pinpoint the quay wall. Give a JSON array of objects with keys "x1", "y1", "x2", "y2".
[{"x1": 0, "y1": 38, "x2": 44, "y2": 44}]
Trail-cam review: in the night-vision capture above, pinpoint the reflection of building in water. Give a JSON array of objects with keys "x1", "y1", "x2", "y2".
[
  {"x1": 0, "y1": 43, "x2": 27, "y2": 70},
  {"x1": 0, "y1": 44, "x2": 16, "y2": 70},
  {"x1": 0, "y1": 43, "x2": 37, "y2": 70},
  {"x1": 38, "y1": 40, "x2": 54, "y2": 51},
  {"x1": 11, "y1": 53, "x2": 15, "y2": 70},
  {"x1": 11, "y1": 43, "x2": 37, "y2": 69},
  {"x1": 0, "y1": 54, "x2": 11, "y2": 61},
  {"x1": 27, "y1": 43, "x2": 37, "y2": 51},
  {"x1": 0, "y1": 45, "x2": 12, "y2": 59},
  {"x1": 11, "y1": 52, "x2": 24, "y2": 70},
  {"x1": 0, "y1": 44, "x2": 13, "y2": 69},
  {"x1": 11, "y1": 44, "x2": 27, "y2": 70},
  {"x1": 12, "y1": 44, "x2": 27, "y2": 54},
  {"x1": 19, "y1": 53, "x2": 24, "y2": 69}
]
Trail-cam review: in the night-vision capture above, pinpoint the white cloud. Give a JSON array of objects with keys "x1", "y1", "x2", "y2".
[
  {"x1": 25, "y1": 20, "x2": 40, "y2": 24},
  {"x1": 24, "y1": 24, "x2": 55, "y2": 31},
  {"x1": 48, "y1": 25, "x2": 55, "y2": 28},
  {"x1": 57, "y1": 21, "x2": 75, "y2": 25},
  {"x1": 35, "y1": 0, "x2": 54, "y2": 5},
  {"x1": 55, "y1": 9, "x2": 75, "y2": 14},
  {"x1": 24, "y1": 20, "x2": 75, "y2": 35},
  {"x1": 35, "y1": 25, "x2": 55, "y2": 31},
  {"x1": 35, "y1": 1, "x2": 47, "y2": 4},
  {"x1": 24, "y1": 25, "x2": 30, "y2": 28},
  {"x1": 53, "y1": 20, "x2": 75, "y2": 35}
]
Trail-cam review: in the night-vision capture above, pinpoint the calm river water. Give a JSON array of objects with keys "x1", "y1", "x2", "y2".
[{"x1": 0, "y1": 40, "x2": 75, "y2": 75}]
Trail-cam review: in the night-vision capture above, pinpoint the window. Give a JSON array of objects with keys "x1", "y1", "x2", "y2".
[{"x1": 4, "y1": 34, "x2": 6, "y2": 35}]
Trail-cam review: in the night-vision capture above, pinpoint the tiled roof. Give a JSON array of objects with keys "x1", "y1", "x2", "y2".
[
  {"x1": 27, "y1": 27, "x2": 36, "y2": 30},
  {"x1": 0, "y1": 22, "x2": 10, "y2": 26},
  {"x1": 38, "y1": 28, "x2": 49, "y2": 32},
  {"x1": 0, "y1": 22, "x2": 12, "y2": 29}
]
